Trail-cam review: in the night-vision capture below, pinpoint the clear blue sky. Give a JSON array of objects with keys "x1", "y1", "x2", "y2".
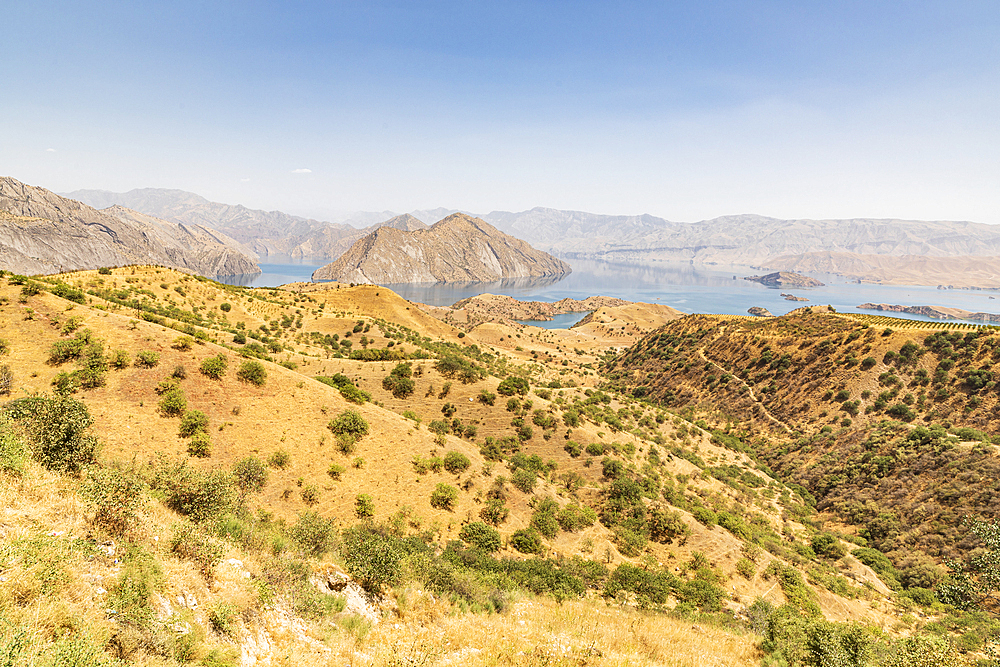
[{"x1": 3, "y1": 1, "x2": 998, "y2": 223}]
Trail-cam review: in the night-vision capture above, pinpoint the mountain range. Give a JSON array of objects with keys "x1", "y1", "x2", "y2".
[
  {"x1": 0, "y1": 178, "x2": 259, "y2": 277},
  {"x1": 66, "y1": 187, "x2": 1000, "y2": 287}
]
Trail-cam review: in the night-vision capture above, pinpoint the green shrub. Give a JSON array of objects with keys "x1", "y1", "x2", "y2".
[
  {"x1": 327, "y1": 463, "x2": 345, "y2": 481},
  {"x1": 430, "y1": 483, "x2": 458, "y2": 511},
  {"x1": 511, "y1": 468, "x2": 537, "y2": 493},
  {"x1": 237, "y1": 360, "x2": 267, "y2": 386},
  {"x1": 208, "y1": 602, "x2": 238, "y2": 637},
  {"x1": 736, "y1": 558, "x2": 756, "y2": 579},
  {"x1": 339, "y1": 525, "x2": 403, "y2": 596},
  {"x1": 585, "y1": 442, "x2": 606, "y2": 456},
  {"x1": 3, "y1": 394, "x2": 100, "y2": 473},
  {"x1": 692, "y1": 506, "x2": 718, "y2": 526},
  {"x1": 158, "y1": 387, "x2": 187, "y2": 416},
  {"x1": 355, "y1": 493, "x2": 375, "y2": 519},
  {"x1": 134, "y1": 350, "x2": 160, "y2": 368},
  {"x1": 200, "y1": 354, "x2": 228, "y2": 379},
  {"x1": 328, "y1": 409, "x2": 369, "y2": 440},
  {"x1": 291, "y1": 511, "x2": 337, "y2": 557},
  {"x1": 170, "y1": 522, "x2": 225, "y2": 577},
  {"x1": 220, "y1": 302, "x2": 232, "y2": 312},
  {"x1": 178, "y1": 410, "x2": 209, "y2": 438},
  {"x1": 443, "y1": 451, "x2": 471, "y2": 474},
  {"x1": 478, "y1": 390, "x2": 496, "y2": 405},
  {"x1": 187, "y1": 432, "x2": 211, "y2": 458},
  {"x1": 531, "y1": 501, "x2": 560, "y2": 539},
  {"x1": 497, "y1": 376, "x2": 529, "y2": 396},
  {"x1": 173, "y1": 336, "x2": 194, "y2": 351},
  {"x1": 459, "y1": 522, "x2": 501, "y2": 552},
  {"x1": 811, "y1": 533, "x2": 847, "y2": 560},
  {"x1": 109, "y1": 349, "x2": 131, "y2": 369},
  {"x1": 647, "y1": 506, "x2": 691, "y2": 544},
  {"x1": 510, "y1": 528, "x2": 543, "y2": 555},
  {"x1": 480, "y1": 498, "x2": 509, "y2": 525},
  {"x1": 81, "y1": 466, "x2": 146, "y2": 537},
  {"x1": 563, "y1": 441, "x2": 582, "y2": 457},
  {"x1": 381, "y1": 362, "x2": 415, "y2": 398},
  {"x1": 232, "y1": 457, "x2": 268, "y2": 495},
  {"x1": 268, "y1": 449, "x2": 291, "y2": 469},
  {"x1": 301, "y1": 485, "x2": 320, "y2": 506},
  {"x1": 152, "y1": 462, "x2": 234, "y2": 522},
  {"x1": 557, "y1": 504, "x2": 597, "y2": 532}
]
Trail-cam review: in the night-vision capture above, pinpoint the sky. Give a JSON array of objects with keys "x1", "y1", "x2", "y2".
[{"x1": 2, "y1": 1, "x2": 999, "y2": 223}]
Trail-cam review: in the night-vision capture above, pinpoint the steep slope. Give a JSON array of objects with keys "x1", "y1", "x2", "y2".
[
  {"x1": 312, "y1": 213, "x2": 571, "y2": 283},
  {"x1": 0, "y1": 178, "x2": 259, "y2": 277}
]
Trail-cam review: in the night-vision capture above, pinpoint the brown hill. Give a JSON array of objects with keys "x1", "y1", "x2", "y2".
[
  {"x1": 311, "y1": 213, "x2": 570, "y2": 283},
  {"x1": 605, "y1": 310, "x2": 1000, "y2": 561},
  {"x1": 0, "y1": 178, "x2": 259, "y2": 277}
]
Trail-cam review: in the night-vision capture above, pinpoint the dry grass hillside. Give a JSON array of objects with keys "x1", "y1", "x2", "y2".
[{"x1": 0, "y1": 270, "x2": 996, "y2": 667}]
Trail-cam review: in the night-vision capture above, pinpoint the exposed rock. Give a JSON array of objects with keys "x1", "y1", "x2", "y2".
[
  {"x1": 748, "y1": 307, "x2": 774, "y2": 317},
  {"x1": 0, "y1": 178, "x2": 259, "y2": 277},
  {"x1": 857, "y1": 303, "x2": 1000, "y2": 322},
  {"x1": 781, "y1": 294, "x2": 809, "y2": 301},
  {"x1": 311, "y1": 213, "x2": 570, "y2": 284},
  {"x1": 744, "y1": 271, "x2": 824, "y2": 288}
]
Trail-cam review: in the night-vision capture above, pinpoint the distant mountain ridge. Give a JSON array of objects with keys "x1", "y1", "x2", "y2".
[
  {"x1": 0, "y1": 178, "x2": 259, "y2": 277},
  {"x1": 64, "y1": 187, "x2": 1000, "y2": 287},
  {"x1": 311, "y1": 213, "x2": 570, "y2": 284}
]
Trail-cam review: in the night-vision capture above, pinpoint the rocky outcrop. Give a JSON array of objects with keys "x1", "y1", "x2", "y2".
[
  {"x1": 857, "y1": 303, "x2": 1000, "y2": 323},
  {"x1": 744, "y1": 271, "x2": 824, "y2": 288},
  {"x1": 311, "y1": 213, "x2": 571, "y2": 284},
  {"x1": 0, "y1": 178, "x2": 259, "y2": 277},
  {"x1": 426, "y1": 293, "x2": 627, "y2": 329},
  {"x1": 748, "y1": 307, "x2": 774, "y2": 317}
]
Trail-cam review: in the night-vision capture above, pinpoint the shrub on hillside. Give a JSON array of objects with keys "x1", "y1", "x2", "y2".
[
  {"x1": 158, "y1": 388, "x2": 187, "y2": 417},
  {"x1": 510, "y1": 528, "x2": 543, "y2": 555},
  {"x1": 237, "y1": 360, "x2": 267, "y2": 386},
  {"x1": 430, "y1": 483, "x2": 458, "y2": 511},
  {"x1": 443, "y1": 451, "x2": 471, "y2": 474},
  {"x1": 497, "y1": 376, "x2": 529, "y2": 396},
  {"x1": 291, "y1": 511, "x2": 336, "y2": 557},
  {"x1": 268, "y1": 449, "x2": 291, "y2": 469},
  {"x1": 232, "y1": 456, "x2": 268, "y2": 495},
  {"x1": 170, "y1": 522, "x2": 225, "y2": 578},
  {"x1": 134, "y1": 350, "x2": 160, "y2": 368},
  {"x1": 459, "y1": 521, "x2": 502, "y2": 552},
  {"x1": 109, "y1": 349, "x2": 131, "y2": 369},
  {"x1": 355, "y1": 493, "x2": 375, "y2": 519},
  {"x1": 328, "y1": 410, "x2": 369, "y2": 439},
  {"x1": 511, "y1": 468, "x2": 537, "y2": 493},
  {"x1": 178, "y1": 410, "x2": 209, "y2": 438},
  {"x1": 3, "y1": 394, "x2": 99, "y2": 473},
  {"x1": 187, "y1": 432, "x2": 211, "y2": 458},
  {"x1": 199, "y1": 354, "x2": 228, "y2": 379},
  {"x1": 81, "y1": 466, "x2": 146, "y2": 537},
  {"x1": 151, "y1": 462, "x2": 234, "y2": 522}
]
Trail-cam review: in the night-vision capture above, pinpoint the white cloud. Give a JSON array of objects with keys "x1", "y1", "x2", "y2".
[
  {"x1": 45, "y1": 148, "x2": 56, "y2": 152},
  {"x1": 291, "y1": 168, "x2": 312, "y2": 174},
  {"x1": 240, "y1": 177, "x2": 250, "y2": 182}
]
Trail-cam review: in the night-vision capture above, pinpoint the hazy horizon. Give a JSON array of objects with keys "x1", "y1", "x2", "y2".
[{"x1": 4, "y1": 2, "x2": 998, "y2": 223}]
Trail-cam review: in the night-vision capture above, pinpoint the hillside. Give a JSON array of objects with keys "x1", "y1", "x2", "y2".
[
  {"x1": 605, "y1": 310, "x2": 1000, "y2": 565},
  {"x1": 311, "y1": 213, "x2": 571, "y2": 284},
  {"x1": 0, "y1": 178, "x2": 259, "y2": 277},
  {"x1": 6, "y1": 268, "x2": 986, "y2": 665}
]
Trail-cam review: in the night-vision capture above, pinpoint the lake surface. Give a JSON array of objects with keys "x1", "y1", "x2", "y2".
[{"x1": 218, "y1": 258, "x2": 1000, "y2": 327}]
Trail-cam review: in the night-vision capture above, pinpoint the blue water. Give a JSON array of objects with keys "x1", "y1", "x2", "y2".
[{"x1": 217, "y1": 258, "x2": 1000, "y2": 327}]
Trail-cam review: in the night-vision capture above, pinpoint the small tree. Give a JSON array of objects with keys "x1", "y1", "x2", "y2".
[
  {"x1": 329, "y1": 410, "x2": 369, "y2": 440},
  {"x1": 497, "y1": 376, "x2": 529, "y2": 396},
  {"x1": 81, "y1": 467, "x2": 146, "y2": 536},
  {"x1": 3, "y1": 394, "x2": 99, "y2": 473}
]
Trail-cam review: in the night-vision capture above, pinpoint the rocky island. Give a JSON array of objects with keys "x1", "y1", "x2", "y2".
[{"x1": 744, "y1": 271, "x2": 824, "y2": 288}]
